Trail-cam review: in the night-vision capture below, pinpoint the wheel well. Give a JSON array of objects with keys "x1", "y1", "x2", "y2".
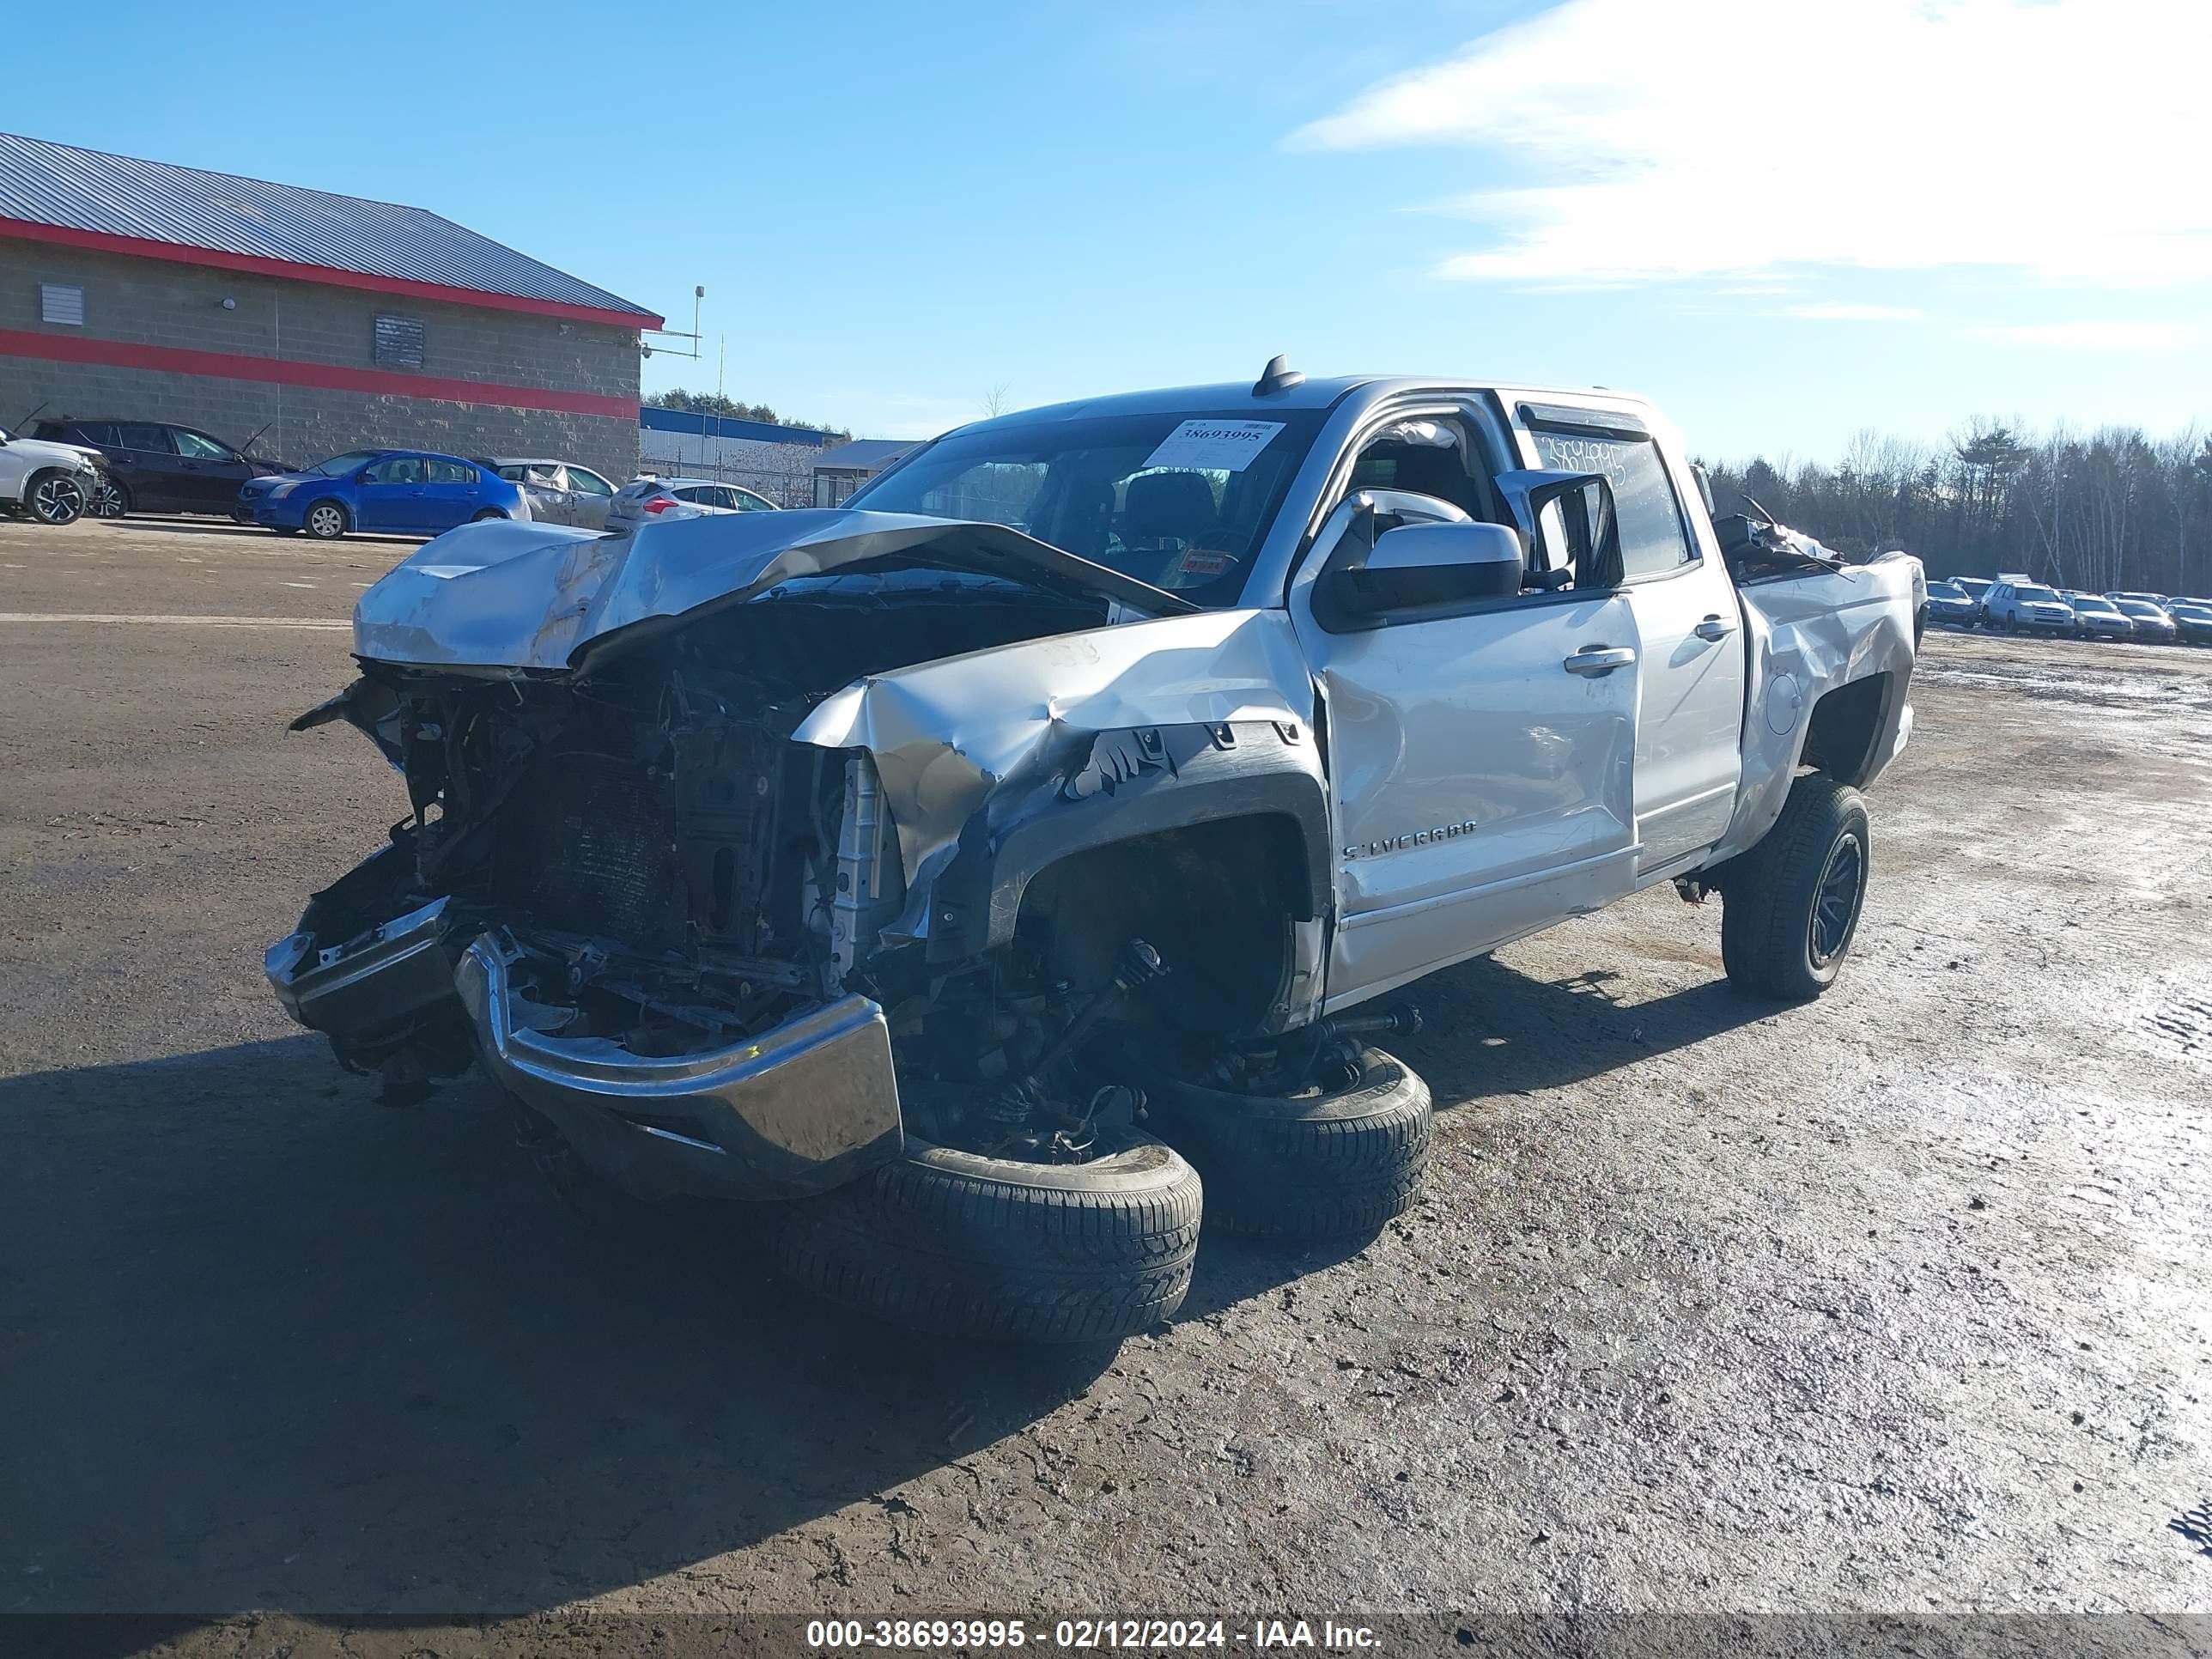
[
  {"x1": 1800, "y1": 673, "x2": 1891, "y2": 785},
  {"x1": 1013, "y1": 815, "x2": 1312, "y2": 1040}
]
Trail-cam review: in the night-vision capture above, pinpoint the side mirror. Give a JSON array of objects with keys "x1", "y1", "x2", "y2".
[
  {"x1": 1315, "y1": 520, "x2": 1525, "y2": 629},
  {"x1": 1495, "y1": 469, "x2": 1623, "y2": 589}
]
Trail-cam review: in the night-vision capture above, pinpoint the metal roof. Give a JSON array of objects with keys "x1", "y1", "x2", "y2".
[
  {"x1": 641, "y1": 405, "x2": 838, "y2": 447},
  {"x1": 0, "y1": 131, "x2": 657, "y2": 323},
  {"x1": 815, "y1": 438, "x2": 918, "y2": 472}
]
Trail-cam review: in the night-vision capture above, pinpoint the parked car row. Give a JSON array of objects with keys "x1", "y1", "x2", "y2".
[
  {"x1": 3, "y1": 413, "x2": 786, "y2": 538},
  {"x1": 1925, "y1": 574, "x2": 2212, "y2": 646}
]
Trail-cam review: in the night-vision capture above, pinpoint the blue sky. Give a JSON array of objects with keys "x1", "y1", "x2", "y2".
[{"x1": 14, "y1": 0, "x2": 2209, "y2": 457}]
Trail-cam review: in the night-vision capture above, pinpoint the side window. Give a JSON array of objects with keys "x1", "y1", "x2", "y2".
[
  {"x1": 1528, "y1": 428, "x2": 1694, "y2": 580},
  {"x1": 566, "y1": 468, "x2": 614, "y2": 497},
  {"x1": 672, "y1": 486, "x2": 707, "y2": 504},
  {"x1": 362, "y1": 456, "x2": 424, "y2": 485},
  {"x1": 496, "y1": 465, "x2": 532, "y2": 483},
  {"x1": 173, "y1": 430, "x2": 231, "y2": 461},
  {"x1": 736, "y1": 489, "x2": 775, "y2": 511},
  {"x1": 426, "y1": 459, "x2": 473, "y2": 483},
  {"x1": 118, "y1": 423, "x2": 175, "y2": 453}
]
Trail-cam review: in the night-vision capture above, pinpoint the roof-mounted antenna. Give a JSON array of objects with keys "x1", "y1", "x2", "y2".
[{"x1": 1253, "y1": 354, "x2": 1305, "y2": 397}]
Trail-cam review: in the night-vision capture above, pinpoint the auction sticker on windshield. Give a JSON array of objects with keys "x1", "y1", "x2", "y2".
[{"x1": 1142, "y1": 420, "x2": 1284, "y2": 472}]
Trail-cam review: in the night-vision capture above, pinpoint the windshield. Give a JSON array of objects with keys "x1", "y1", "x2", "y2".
[
  {"x1": 308, "y1": 451, "x2": 380, "y2": 477},
  {"x1": 2016, "y1": 585, "x2": 2062, "y2": 604},
  {"x1": 845, "y1": 409, "x2": 1329, "y2": 605},
  {"x1": 2074, "y1": 597, "x2": 2116, "y2": 614},
  {"x1": 2116, "y1": 599, "x2": 2163, "y2": 617},
  {"x1": 1929, "y1": 581, "x2": 1966, "y2": 599}
]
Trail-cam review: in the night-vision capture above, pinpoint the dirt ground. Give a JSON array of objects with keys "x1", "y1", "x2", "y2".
[{"x1": 2, "y1": 515, "x2": 2207, "y2": 1650}]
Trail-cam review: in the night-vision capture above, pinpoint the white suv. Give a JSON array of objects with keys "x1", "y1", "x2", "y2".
[{"x1": 0, "y1": 425, "x2": 105, "y2": 525}]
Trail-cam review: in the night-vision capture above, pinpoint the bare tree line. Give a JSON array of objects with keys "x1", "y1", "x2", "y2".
[{"x1": 1698, "y1": 420, "x2": 2212, "y2": 597}]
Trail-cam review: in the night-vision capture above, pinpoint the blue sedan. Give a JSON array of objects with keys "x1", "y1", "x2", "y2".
[{"x1": 239, "y1": 449, "x2": 529, "y2": 540}]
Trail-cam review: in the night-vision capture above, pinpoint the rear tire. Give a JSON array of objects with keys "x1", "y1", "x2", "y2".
[
  {"x1": 471, "y1": 508, "x2": 505, "y2": 522},
  {"x1": 758, "y1": 1128, "x2": 1201, "y2": 1344},
  {"x1": 1141, "y1": 1047, "x2": 1432, "y2": 1240},
  {"x1": 92, "y1": 477, "x2": 130, "y2": 519},
  {"x1": 1721, "y1": 775, "x2": 1870, "y2": 1001}
]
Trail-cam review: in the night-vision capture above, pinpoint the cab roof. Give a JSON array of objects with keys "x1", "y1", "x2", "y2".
[{"x1": 949, "y1": 374, "x2": 1656, "y2": 438}]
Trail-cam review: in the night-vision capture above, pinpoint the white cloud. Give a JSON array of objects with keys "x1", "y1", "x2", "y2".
[
  {"x1": 1972, "y1": 321, "x2": 2209, "y2": 349},
  {"x1": 1784, "y1": 303, "x2": 1926, "y2": 323},
  {"x1": 1292, "y1": 0, "x2": 2212, "y2": 289}
]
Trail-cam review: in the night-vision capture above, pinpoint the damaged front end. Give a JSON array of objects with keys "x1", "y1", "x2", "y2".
[{"x1": 269, "y1": 510, "x2": 1327, "y2": 1202}]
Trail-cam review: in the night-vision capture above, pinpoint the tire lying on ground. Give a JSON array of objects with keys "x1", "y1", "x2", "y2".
[
  {"x1": 1140, "y1": 1046, "x2": 1432, "y2": 1241},
  {"x1": 1720, "y1": 772, "x2": 1871, "y2": 1001},
  {"x1": 757, "y1": 1127, "x2": 1202, "y2": 1343}
]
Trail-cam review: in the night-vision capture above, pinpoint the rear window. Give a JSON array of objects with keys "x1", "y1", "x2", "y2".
[
  {"x1": 118, "y1": 423, "x2": 174, "y2": 453},
  {"x1": 1528, "y1": 427, "x2": 1696, "y2": 580}
]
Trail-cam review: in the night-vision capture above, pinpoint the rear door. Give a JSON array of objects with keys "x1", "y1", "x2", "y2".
[
  {"x1": 1515, "y1": 404, "x2": 1745, "y2": 874},
  {"x1": 355, "y1": 454, "x2": 428, "y2": 532},
  {"x1": 562, "y1": 465, "x2": 616, "y2": 528},
  {"x1": 1288, "y1": 401, "x2": 1641, "y2": 1006},
  {"x1": 419, "y1": 458, "x2": 486, "y2": 530},
  {"x1": 169, "y1": 427, "x2": 255, "y2": 514}
]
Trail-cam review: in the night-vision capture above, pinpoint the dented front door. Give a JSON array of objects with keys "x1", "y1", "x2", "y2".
[{"x1": 1290, "y1": 542, "x2": 1641, "y2": 1011}]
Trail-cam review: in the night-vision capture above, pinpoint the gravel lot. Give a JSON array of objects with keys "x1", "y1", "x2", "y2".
[{"x1": 2, "y1": 515, "x2": 2207, "y2": 1650}]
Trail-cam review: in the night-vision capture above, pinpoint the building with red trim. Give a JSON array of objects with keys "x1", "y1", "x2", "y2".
[{"x1": 0, "y1": 133, "x2": 664, "y2": 483}]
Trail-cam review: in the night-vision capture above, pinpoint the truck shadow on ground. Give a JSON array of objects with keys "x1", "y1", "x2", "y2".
[
  {"x1": 0, "y1": 956, "x2": 1773, "y2": 1633},
  {"x1": 1389, "y1": 951, "x2": 1778, "y2": 1108},
  {"x1": 0, "y1": 1036, "x2": 1116, "y2": 1633}
]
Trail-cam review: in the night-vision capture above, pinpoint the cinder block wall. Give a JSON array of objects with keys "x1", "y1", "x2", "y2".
[{"x1": 0, "y1": 241, "x2": 641, "y2": 482}]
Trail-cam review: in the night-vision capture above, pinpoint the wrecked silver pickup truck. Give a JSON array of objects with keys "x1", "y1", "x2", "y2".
[{"x1": 269, "y1": 362, "x2": 1921, "y2": 1344}]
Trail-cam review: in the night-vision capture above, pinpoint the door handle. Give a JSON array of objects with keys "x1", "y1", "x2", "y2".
[
  {"x1": 1564, "y1": 646, "x2": 1637, "y2": 677},
  {"x1": 1693, "y1": 613, "x2": 1737, "y2": 641}
]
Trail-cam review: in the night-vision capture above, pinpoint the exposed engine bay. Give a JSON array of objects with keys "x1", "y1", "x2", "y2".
[{"x1": 294, "y1": 568, "x2": 1274, "y2": 1166}]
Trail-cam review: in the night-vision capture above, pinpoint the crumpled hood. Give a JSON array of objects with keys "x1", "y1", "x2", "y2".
[
  {"x1": 7, "y1": 437, "x2": 101, "y2": 470},
  {"x1": 352, "y1": 508, "x2": 1194, "y2": 672}
]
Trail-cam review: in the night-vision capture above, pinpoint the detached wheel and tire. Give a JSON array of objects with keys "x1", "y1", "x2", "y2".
[
  {"x1": 1143, "y1": 1046, "x2": 1432, "y2": 1240},
  {"x1": 1721, "y1": 774, "x2": 1870, "y2": 1000},
  {"x1": 301, "y1": 500, "x2": 349, "y2": 540},
  {"x1": 26, "y1": 470, "x2": 88, "y2": 526},
  {"x1": 760, "y1": 1127, "x2": 1202, "y2": 1344}
]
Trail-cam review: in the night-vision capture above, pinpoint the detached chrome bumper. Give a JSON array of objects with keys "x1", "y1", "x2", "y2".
[
  {"x1": 265, "y1": 901, "x2": 904, "y2": 1202},
  {"x1": 453, "y1": 933, "x2": 902, "y2": 1201},
  {"x1": 265, "y1": 897, "x2": 456, "y2": 1039}
]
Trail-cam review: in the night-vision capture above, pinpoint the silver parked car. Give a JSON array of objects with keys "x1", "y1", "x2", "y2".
[
  {"x1": 2064, "y1": 592, "x2": 2134, "y2": 641},
  {"x1": 606, "y1": 475, "x2": 780, "y2": 528},
  {"x1": 482, "y1": 459, "x2": 621, "y2": 529},
  {"x1": 1979, "y1": 579, "x2": 2074, "y2": 635}
]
